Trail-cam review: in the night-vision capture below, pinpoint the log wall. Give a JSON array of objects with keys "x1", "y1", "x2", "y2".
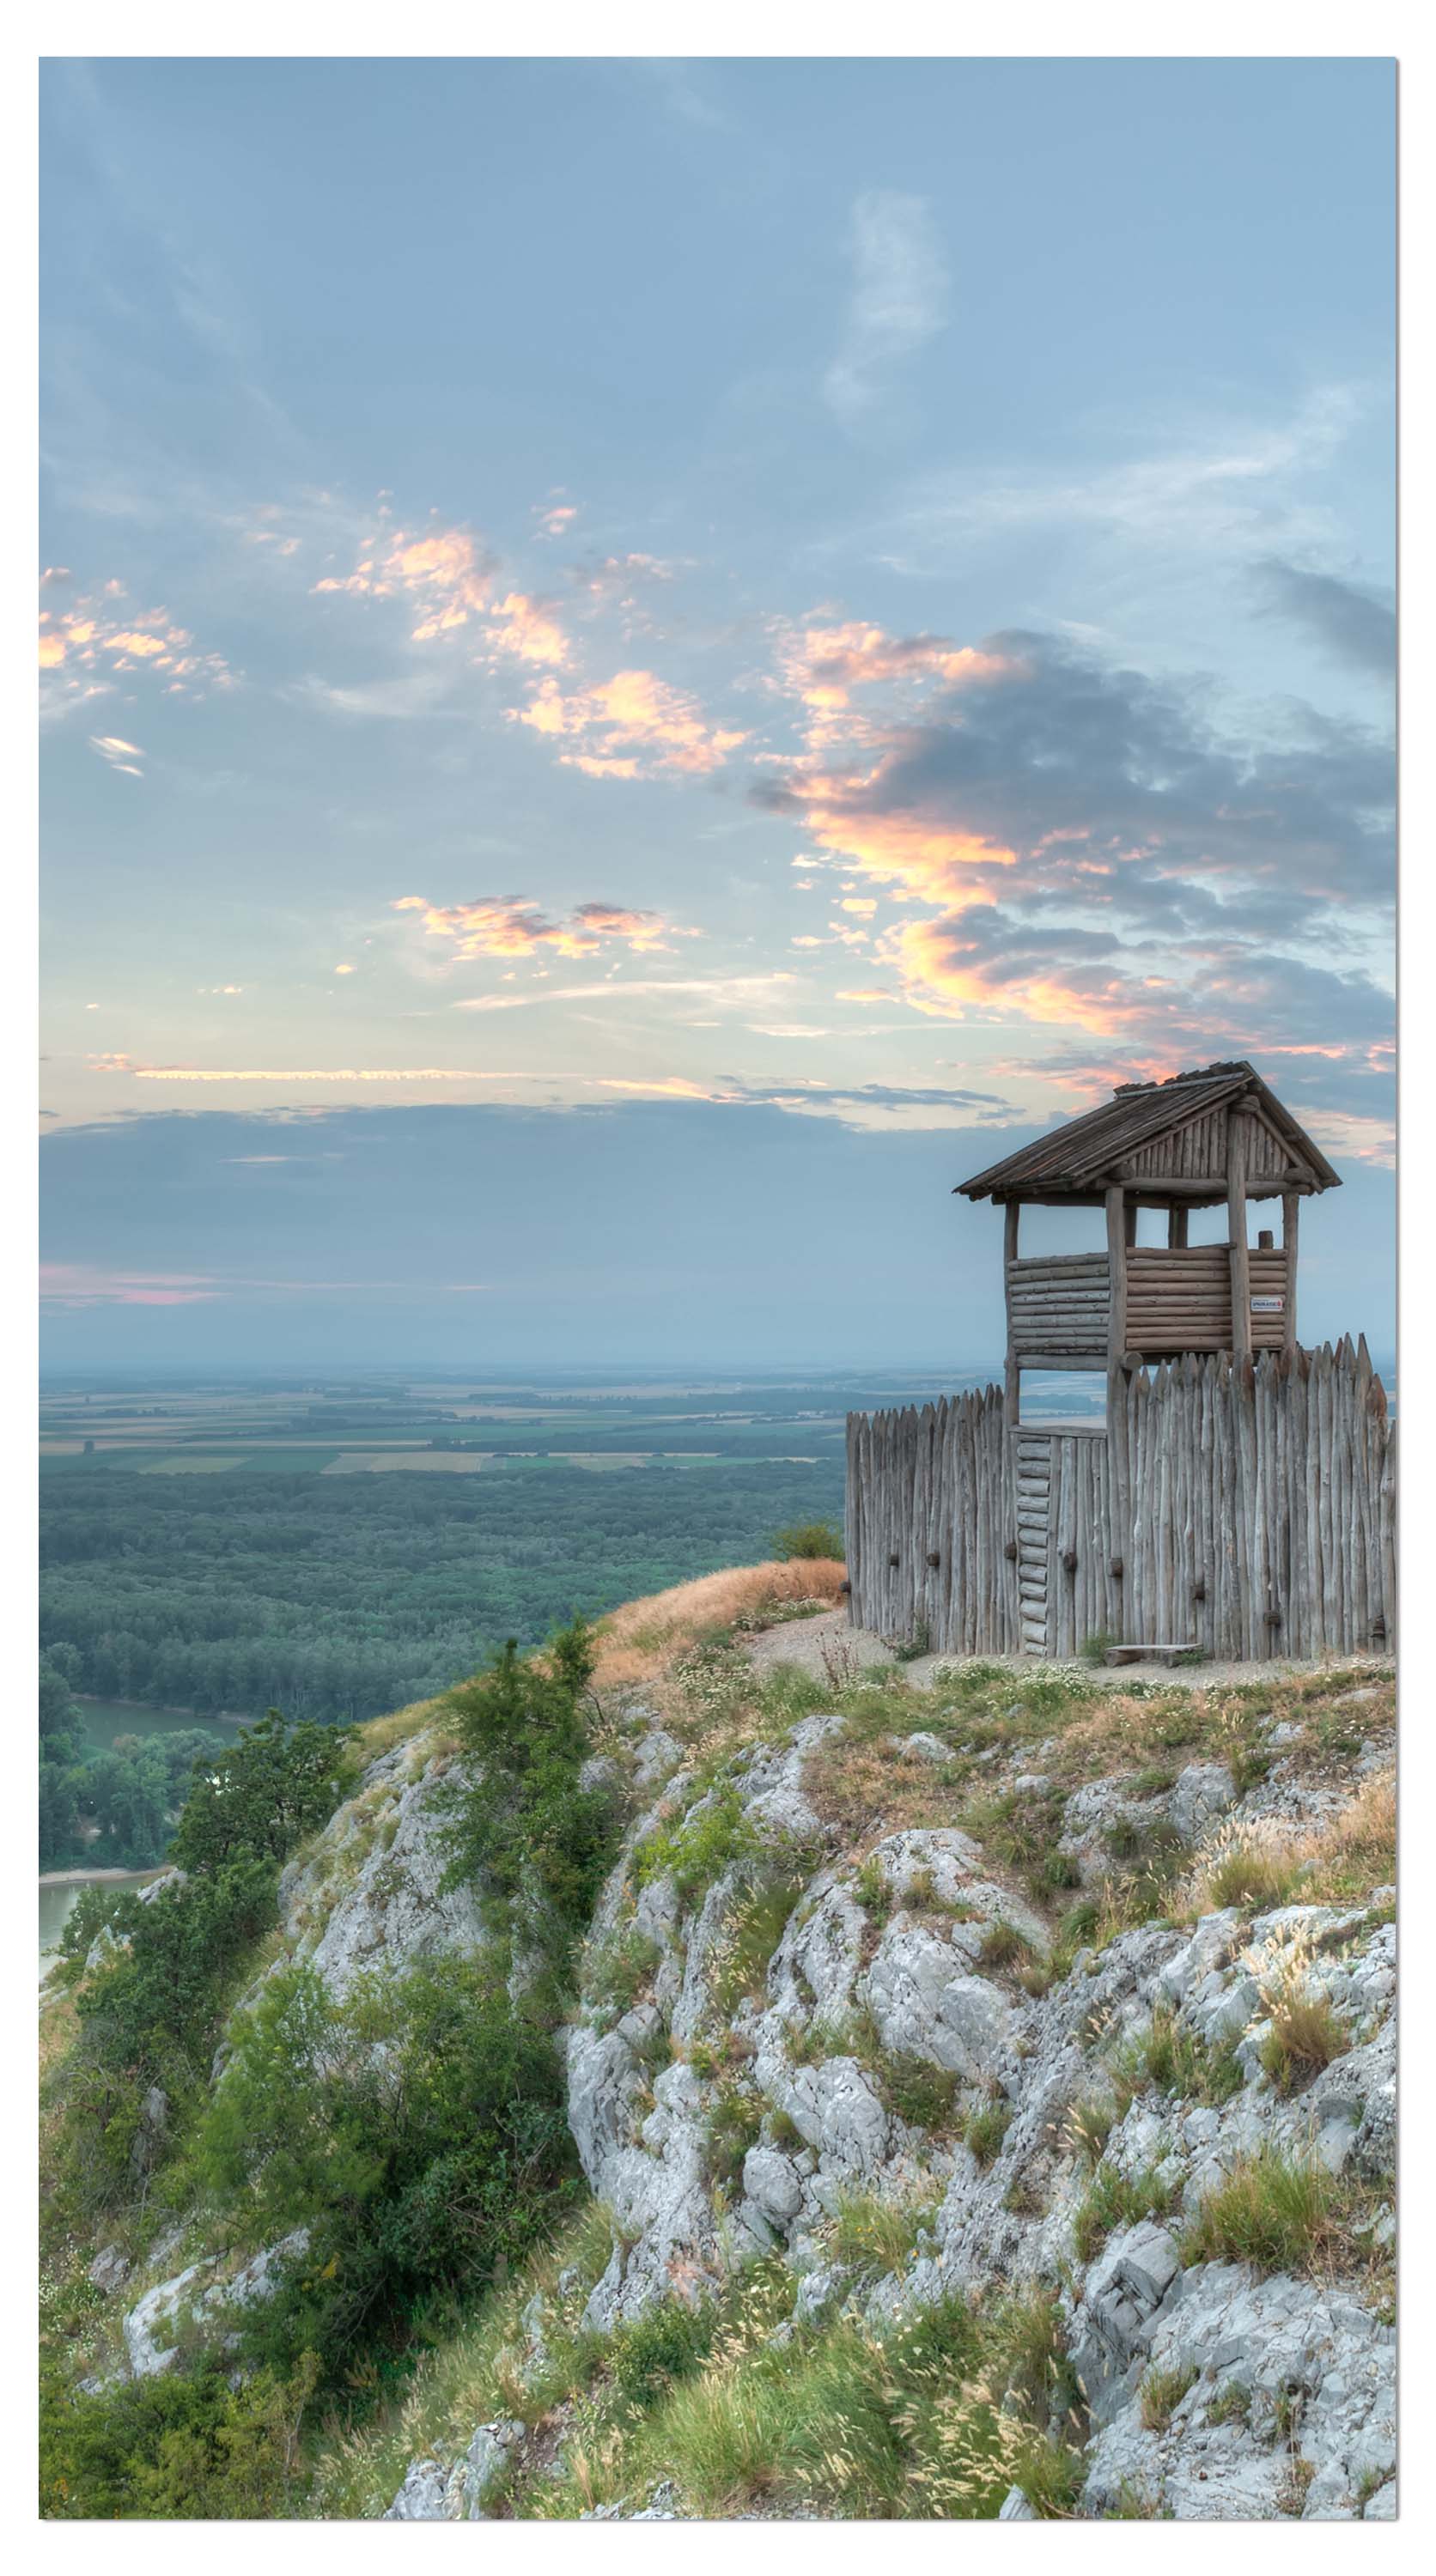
[
  {"x1": 1006, "y1": 1252, "x2": 1110, "y2": 1358},
  {"x1": 845, "y1": 1339, "x2": 1395, "y2": 1661}
]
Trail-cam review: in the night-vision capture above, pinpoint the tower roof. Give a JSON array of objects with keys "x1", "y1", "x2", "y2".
[{"x1": 957, "y1": 1061, "x2": 1341, "y2": 1203}]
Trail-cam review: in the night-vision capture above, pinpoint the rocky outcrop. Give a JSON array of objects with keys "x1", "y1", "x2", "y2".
[
  {"x1": 384, "y1": 2419, "x2": 524, "y2": 2520},
  {"x1": 120, "y1": 2230, "x2": 311, "y2": 2379},
  {"x1": 550, "y1": 1690, "x2": 1397, "y2": 2517},
  {"x1": 275, "y1": 1740, "x2": 487, "y2": 2002}
]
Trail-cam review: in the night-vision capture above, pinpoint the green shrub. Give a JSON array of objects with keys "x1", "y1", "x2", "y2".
[
  {"x1": 770, "y1": 1522, "x2": 843, "y2": 1563},
  {"x1": 610, "y1": 2301, "x2": 717, "y2": 2407},
  {"x1": 442, "y1": 1619, "x2": 618, "y2": 1965},
  {"x1": 40, "y1": 2351, "x2": 319, "y2": 2520},
  {"x1": 634, "y1": 1788, "x2": 756, "y2": 1907},
  {"x1": 703, "y1": 2083, "x2": 764, "y2": 2192},
  {"x1": 194, "y1": 1956, "x2": 578, "y2": 2376}
]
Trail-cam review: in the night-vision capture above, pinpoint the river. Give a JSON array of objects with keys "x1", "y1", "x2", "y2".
[{"x1": 40, "y1": 1699, "x2": 252, "y2": 1975}]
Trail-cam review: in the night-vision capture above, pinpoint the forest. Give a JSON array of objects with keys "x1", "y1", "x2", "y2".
[
  {"x1": 40, "y1": 1455, "x2": 848, "y2": 1731},
  {"x1": 40, "y1": 1647, "x2": 228, "y2": 1871}
]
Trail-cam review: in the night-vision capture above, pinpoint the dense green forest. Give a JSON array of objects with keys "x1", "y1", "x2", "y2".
[
  {"x1": 40, "y1": 1456, "x2": 847, "y2": 1729},
  {"x1": 40, "y1": 1647, "x2": 228, "y2": 1871}
]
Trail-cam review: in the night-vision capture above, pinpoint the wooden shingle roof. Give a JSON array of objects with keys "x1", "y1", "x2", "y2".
[{"x1": 957, "y1": 1061, "x2": 1341, "y2": 1202}]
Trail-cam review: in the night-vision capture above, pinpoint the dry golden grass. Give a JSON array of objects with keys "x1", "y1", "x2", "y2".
[
  {"x1": 353, "y1": 1694, "x2": 452, "y2": 1760},
  {"x1": 1182, "y1": 1763, "x2": 1395, "y2": 1920},
  {"x1": 803, "y1": 1734, "x2": 957, "y2": 1844},
  {"x1": 590, "y1": 1558, "x2": 846, "y2": 1689},
  {"x1": 1301, "y1": 1766, "x2": 1395, "y2": 1904}
]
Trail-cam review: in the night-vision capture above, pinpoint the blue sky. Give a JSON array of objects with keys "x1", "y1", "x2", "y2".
[{"x1": 40, "y1": 56, "x2": 1396, "y2": 1364}]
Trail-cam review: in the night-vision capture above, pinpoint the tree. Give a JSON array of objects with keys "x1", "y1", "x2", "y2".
[{"x1": 441, "y1": 1618, "x2": 617, "y2": 1965}]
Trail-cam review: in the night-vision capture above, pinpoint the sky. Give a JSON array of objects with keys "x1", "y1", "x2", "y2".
[{"x1": 39, "y1": 56, "x2": 1396, "y2": 1370}]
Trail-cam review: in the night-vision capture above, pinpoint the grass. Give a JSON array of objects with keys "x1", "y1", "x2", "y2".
[
  {"x1": 964, "y1": 2101, "x2": 1013, "y2": 2168},
  {"x1": 978, "y1": 1917, "x2": 1034, "y2": 1971},
  {"x1": 1140, "y1": 2362, "x2": 1198, "y2": 2431},
  {"x1": 532, "y1": 2273, "x2": 1084, "y2": 2521},
  {"x1": 583, "y1": 1923, "x2": 662, "y2": 2020},
  {"x1": 825, "y1": 2185, "x2": 940, "y2": 2281},
  {"x1": 1072, "y1": 2165, "x2": 1178, "y2": 2265},
  {"x1": 709, "y1": 1868, "x2": 807, "y2": 2020},
  {"x1": 881, "y1": 2055, "x2": 962, "y2": 2135},
  {"x1": 1181, "y1": 2149, "x2": 1355, "y2": 2275},
  {"x1": 590, "y1": 1560, "x2": 848, "y2": 1692},
  {"x1": 703, "y1": 2082, "x2": 765, "y2": 2192},
  {"x1": 1206, "y1": 2381, "x2": 1251, "y2": 2427},
  {"x1": 1110, "y1": 2005, "x2": 1243, "y2": 2111}
]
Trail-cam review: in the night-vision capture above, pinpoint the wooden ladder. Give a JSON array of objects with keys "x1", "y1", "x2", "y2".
[{"x1": 1015, "y1": 1434, "x2": 1051, "y2": 1656}]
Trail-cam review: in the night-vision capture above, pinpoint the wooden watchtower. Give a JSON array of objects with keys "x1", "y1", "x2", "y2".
[{"x1": 956, "y1": 1060, "x2": 1341, "y2": 1427}]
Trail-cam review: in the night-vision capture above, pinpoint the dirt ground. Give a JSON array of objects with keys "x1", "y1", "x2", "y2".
[{"x1": 742, "y1": 1605, "x2": 1393, "y2": 1694}]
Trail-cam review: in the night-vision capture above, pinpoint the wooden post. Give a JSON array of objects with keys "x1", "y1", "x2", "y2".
[
  {"x1": 1106, "y1": 1186, "x2": 1129, "y2": 1364},
  {"x1": 1281, "y1": 1192, "x2": 1299, "y2": 1352},
  {"x1": 1003, "y1": 1200, "x2": 1020, "y2": 1424},
  {"x1": 1167, "y1": 1204, "x2": 1189, "y2": 1249},
  {"x1": 1124, "y1": 1199, "x2": 1139, "y2": 1247},
  {"x1": 1228, "y1": 1114, "x2": 1252, "y2": 1363}
]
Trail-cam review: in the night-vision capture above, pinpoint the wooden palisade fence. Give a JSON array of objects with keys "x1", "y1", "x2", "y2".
[{"x1": 845, "y1": 1339, "x2": 1395, "y2": 1661}]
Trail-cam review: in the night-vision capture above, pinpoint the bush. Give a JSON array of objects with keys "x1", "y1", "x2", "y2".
[
  {"x1": 195, "y1": 1955, "x2": 579, "y2": 2373},
  {"x1": 634, "y1": 1787, "x2": 756, "y2": 1907},
  {"x1": 442, "y1": 1619, "x2": 618, "y2": 1965},
  {"x1": 770, "y1": 1522, "x2": 843, "y2": 1564},
  {"x1": 40, "y1": 2352, "x2": 319, "y2": 2519}
]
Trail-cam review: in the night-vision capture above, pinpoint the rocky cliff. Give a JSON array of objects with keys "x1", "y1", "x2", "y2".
[{"x1": 65, "y1": 1572, "x2": 1396, "y2": 2521}]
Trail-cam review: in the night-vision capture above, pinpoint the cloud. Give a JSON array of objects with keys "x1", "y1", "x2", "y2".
[
  {"x1": 533, "y1": 497, "x2": 578, "y2": 538},
  {"x1": 41, "y1": 1262, "x2": 222, "y2": 1307},
  {"x1": 1251, "y1": 557, "x2": 1396, "y2": 678},
  {"x1": 41, "y1": 584, "x2": 231, "y2": 714},
  {"x1": 99, "y1": 1065, "x2": 532, "y2": 1084},
  {"x1": 392, "y1": 894, "x2": 677, "y2": 962},
  {"x1": 858, "y1": 384, "x2": 1366, "y2": 578},
  {"x1": 757, "y1": 618, "x2": 1393, "y2": 1077},
  {"x1": 514, "y1": 670, "x2": 746, "y2": 777},
  {"x1": 824, "y1": 191, "x2": 948, "y2": 428},
  {"x1": 312, "y1": 518, "x2": 570, "y2": 667},
  {"x1": 88, "y1": 733, "x2": 145, "y2": 777},
  {"x1": 453, "y1": 973, "x2": 798, "y2": 1013}
]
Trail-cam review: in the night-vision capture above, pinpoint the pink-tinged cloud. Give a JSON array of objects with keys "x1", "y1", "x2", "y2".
[
  {"x1": 106, "y1": 1066, "x2": 532, "y2": 1084},
  {"x1": 889, "y1": 915, "x2": 1147, "y2": 1036},
  {"x1": 41, "y1": 1263, "x2": 222, "y2": 1308},
  {"x1": 515, "y1": 669, "x2": 745, "y2": 777},
  {"x1": 313, "y1": 520, "x2": 574, "y2": 669},
  {"x1": 40, "y1": 583, "x2": 231, "y2": 706},
  {"x1": 392, "y1": 893, "x2": 676, "y2": 962},
  {"x1": 533, "y1": 499, "x2": 579, "y2": 538}
]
